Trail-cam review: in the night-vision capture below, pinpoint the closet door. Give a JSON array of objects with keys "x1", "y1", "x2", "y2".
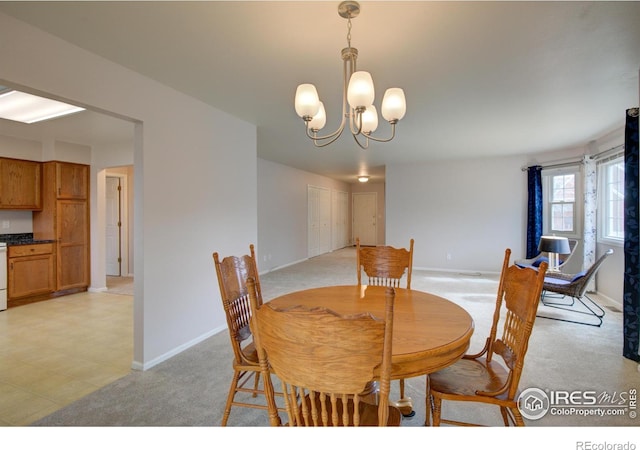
[
  {"x1": 333, "y1": 190, "x2": 349, "y2": 250},
  {"x1": 308, "y1": 185, "x2": 331, "y2": 257}
]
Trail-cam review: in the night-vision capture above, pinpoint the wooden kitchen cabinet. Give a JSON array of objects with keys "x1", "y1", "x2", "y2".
[
  {"x1": 0, "y1": 157, "x2": 42, "y2": 210},
  {"x1": 56, "y1": 163, "x2": 88, "y2": 199},
  {"x1": 33, "y1": 161, "x2": 90, "y2": 292},
  {"x1": 56, "y1": 199, "x2": 89, "y2": 289},
  {"x1": 8, "y1": 243, "x2": 55, "y2": 299}
]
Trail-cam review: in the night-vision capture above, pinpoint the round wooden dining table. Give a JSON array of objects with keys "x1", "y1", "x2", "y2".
[{"x1": 267, "y1": 284, "x2": 475, "y2": 421}]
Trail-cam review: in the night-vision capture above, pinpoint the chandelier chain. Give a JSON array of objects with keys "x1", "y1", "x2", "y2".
[{"x1": 346, "y1": 17, "x2": 352, "y2": 49}]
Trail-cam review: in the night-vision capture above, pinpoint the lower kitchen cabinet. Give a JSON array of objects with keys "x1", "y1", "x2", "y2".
[{"x1": 8, "y1": 243, "x2": 55, "y2": 300}]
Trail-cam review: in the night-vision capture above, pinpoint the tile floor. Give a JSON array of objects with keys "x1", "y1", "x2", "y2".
[{"x1": 0, "y1": 288, "x2": 133, "y2": 426}]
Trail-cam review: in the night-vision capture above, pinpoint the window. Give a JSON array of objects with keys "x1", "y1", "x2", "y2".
[
  {"x1": 543, "y1": 168, "x2": 579, "y2": 235},
  {"x1": 600, "y1": 157, "x2": 624, "y2": 242},
  {"x1": 550, "y1": 173, "x2": 575, "y2": 232}
]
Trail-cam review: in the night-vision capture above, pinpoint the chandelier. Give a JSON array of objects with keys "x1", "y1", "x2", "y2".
[{"x1": 294, "y1": 1, "x2": 406, "y2": 150}]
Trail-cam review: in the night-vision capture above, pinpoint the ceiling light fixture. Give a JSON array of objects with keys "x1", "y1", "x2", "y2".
[
  {"x1": 358, "y1": 175, "x2": 369, "y2": 183},
  {"x1": 0, "y1": 89, "x2": 85, "y2": 124},
  {"x1": 294, "y1": 1, "x2": 406, "y2": 150}
]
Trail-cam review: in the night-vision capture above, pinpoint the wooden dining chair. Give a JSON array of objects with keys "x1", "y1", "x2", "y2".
[
  {"x1": 213, "y1": 244, "x2": 282, "y2": 426},
  {"x1": 356, "y1": 237, "x2": 414, "y2": 288},
  {"x1": 356, "y1": 236, "x2": 414, "y2": 416},
  {"x1": 427, "y1": 248, "x2": 548, "y2": 426},
  {"x1": 247, "y1": 277, "x2": 402, "y2": 426}
]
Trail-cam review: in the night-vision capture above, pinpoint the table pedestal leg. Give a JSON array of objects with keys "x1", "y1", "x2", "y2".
[
  {"x1": 392, "y1": 397, "x2": 415, "y2": 417},
  {"x1": 394, "y1": 379, "x2": 415, "y2": 417}
]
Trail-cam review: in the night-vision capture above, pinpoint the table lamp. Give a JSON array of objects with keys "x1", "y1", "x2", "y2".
[{"x1": 538, "y1": 236, "x2": 571, "y2": 272}]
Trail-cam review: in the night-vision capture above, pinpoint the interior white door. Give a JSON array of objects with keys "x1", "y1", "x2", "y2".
[
  {"x1": 308, "y1": 186, "x2": 319, "y2": 257},
  {"x1": 332, "y1": 190, "x2": 349, "y2": 250},
  {"x1": 308, "y1": 185, "x2": 331, "y2": 258},
  {"x1": 105, "y1": 176, "x2": 121, "y2": 276},
  {"x1": 353, "y1": 192, "x2": 377, "y2": 246},
  {"x1": 318, "y1": 187, "x2": 331, "y2": 254}
]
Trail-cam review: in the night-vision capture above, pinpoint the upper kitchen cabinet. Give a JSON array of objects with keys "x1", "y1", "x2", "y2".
[
  {"x1": 56, "y1": 162, "x2": 88, "y2": 199},
  {"x1": 0, "y1": 157, "x2": 42, "y2": 209}
]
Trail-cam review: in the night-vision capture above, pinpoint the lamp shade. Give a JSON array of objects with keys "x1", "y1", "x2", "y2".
[
  {"x1": 307, "y1": 102, "x2": 327, "y2": 131},
  {"x1": 381, "y1": 88, "x2": 406, "y2": 122},
  {"x1": 538, "y1": 236, "x2": 571, "y2": 254},
  {"x1": 360, "y1": 105, "x2": 378, "y2": 133},
  {"x1": 347, "y1": 71, "x2": 375, "y2": 109},
  {"x1": 295, "y1": 84, "x2": 320, "y2": 118}
]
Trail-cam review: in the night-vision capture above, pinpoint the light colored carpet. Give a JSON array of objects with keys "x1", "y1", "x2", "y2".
[{"x1": 33, "y1": 247, "x2": 638, "y2": 429}]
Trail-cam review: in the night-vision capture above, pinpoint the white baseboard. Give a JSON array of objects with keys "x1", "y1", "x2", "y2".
[
  {"x1": 88, "y1": 286, "x2": 108, "y2": 293},
  {"x1": 413, "y1": 266, "x2": 502, "y2": 277},
  {"x1": 260, "y1": 258, "x2": 308, "y2": 275},
  {"x1": 130, "y1": 324, "x2": 227, "y2": 371}
]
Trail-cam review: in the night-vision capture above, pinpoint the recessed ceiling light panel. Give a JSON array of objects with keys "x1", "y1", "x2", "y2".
[{"x1": 0, "y1": 90, "x2": 85, "y2": 124}]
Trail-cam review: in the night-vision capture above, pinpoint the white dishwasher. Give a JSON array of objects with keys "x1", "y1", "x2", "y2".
[{"x1": 0, "y1": 242, "x2": 6, "y2": 311}]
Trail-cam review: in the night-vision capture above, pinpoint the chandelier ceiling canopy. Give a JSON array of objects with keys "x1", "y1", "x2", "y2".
[{"x1": 294, "y1": 1, "x2": 407, "y2": 150}]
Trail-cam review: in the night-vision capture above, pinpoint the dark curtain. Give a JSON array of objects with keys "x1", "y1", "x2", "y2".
[
  {"x1": 526, "y1": 166, "x2": 543, "y2": 259},
  {"x1": 623, "y1": 107, "x2": 639, "y2": 362}
]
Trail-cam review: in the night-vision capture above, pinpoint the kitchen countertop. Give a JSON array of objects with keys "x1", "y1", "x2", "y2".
[{"x1": 0, "y1": 233, "x2": 56, "y2": 246}]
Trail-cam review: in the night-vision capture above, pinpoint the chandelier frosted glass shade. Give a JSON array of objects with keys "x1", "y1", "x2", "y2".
[
  {"x1": 294, "y1": 84, "x2": 321, "y2": 119},
  {"x1": 307, "y1": 102, "x2": 327, "y2": 131},
  {"x1": 361, "y1": 105, "x2": 378, "y2": 133},
  {"x1": 381, "y1": 88, "x2": 407, "y2": 122},
  {"x1": 293, "y1": 1, "x2": 406, "y2": 149},
  {"x1": 347, "y1": 71, "x2": 375, "y2": 109}
]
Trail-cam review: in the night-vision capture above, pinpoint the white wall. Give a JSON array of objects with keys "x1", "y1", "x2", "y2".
[
  {"x1": 387, "y1": 154, "x2": 528, "y2": 273},
  {"x1": 0, "y1": 12, "x2": 257, "y2": 369},
  {"x1": 257, "y1": 158, "x2": 351, "y2": 272},
  {"x1": 386, "y1": 142, "x2": 626, "y2": 305}
]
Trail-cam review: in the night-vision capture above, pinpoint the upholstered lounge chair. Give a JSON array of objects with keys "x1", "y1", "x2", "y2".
[
  {"x1": 537, "y1": 249, "x2": 614, "y2": 327},
  {"x1": 515, "y1": 238, "x2": 578, "y2": 272}
]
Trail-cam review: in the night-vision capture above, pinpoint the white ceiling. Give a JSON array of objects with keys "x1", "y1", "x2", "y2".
[{"x1": 0, "y1": 1, "x2": 639, "y2": 183}]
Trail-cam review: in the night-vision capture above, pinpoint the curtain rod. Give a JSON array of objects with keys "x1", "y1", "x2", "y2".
[
  {"x1": 521, "y1": 143, "x2": 625, "y2": 171},
  {"x1": 520, "y1": 159, "x2": 581, "y2": 172},
  {"x1": 592, "y1": 143, "x2": 624, "y2": 161}
]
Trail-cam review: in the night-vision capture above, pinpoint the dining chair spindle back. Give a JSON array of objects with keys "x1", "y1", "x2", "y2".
[
  {"x1": 248, "y1": 278, "x2": 402, "y2": 426},
  {"x1": 427, "y1": 248, "x2": 548, "y2": 426},
  {"x1": 356, "y1": 237, "x2": 414, "y2": 415},
  {"x1": 213, "y1": 244, "x2": 281, "y2": 426},
  {"x1": 356, "y1": 237, "x2": 414, "y2": 288}
]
